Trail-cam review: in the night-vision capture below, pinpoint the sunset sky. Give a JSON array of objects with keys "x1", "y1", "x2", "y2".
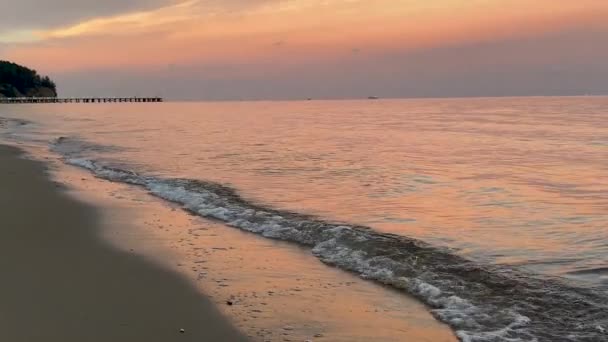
[{"x1": 1, "y1": 0, "x2": 607, "y2": 99}]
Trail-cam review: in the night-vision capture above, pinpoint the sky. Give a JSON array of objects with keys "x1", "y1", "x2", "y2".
[{"x1": 1, "y1": 0, "x2": 607, "y2": 100}]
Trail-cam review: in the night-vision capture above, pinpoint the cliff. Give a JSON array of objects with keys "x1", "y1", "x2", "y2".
[{"x1": 0, "y1": 61, "x2": 57, "y2": 98}]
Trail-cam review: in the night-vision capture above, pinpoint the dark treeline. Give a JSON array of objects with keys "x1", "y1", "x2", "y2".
[{"x1": 0, "y1": 61, "x2": 57, "y2": 97}]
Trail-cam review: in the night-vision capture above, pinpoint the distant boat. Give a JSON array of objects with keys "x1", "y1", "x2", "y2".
[{"x1": 367, "y1": 96, "x2": 380, "y2": 100}]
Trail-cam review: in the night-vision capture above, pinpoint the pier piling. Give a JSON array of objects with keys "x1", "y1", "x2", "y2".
[{"x1": 0, "y1": 97, "x2": 163, "y2": 104}]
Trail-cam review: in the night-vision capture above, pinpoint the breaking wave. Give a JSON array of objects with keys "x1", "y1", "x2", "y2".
[{"x1": 53, "y1": 138, "x2": 607, "y2": 342}]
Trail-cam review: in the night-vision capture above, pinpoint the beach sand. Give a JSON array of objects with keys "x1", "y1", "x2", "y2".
[{"x1": 0, "y1": 145, "x2": 247, "y2": 341}]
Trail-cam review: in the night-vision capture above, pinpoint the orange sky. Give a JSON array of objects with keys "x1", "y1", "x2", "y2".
[{"x1": 1, "y1": 0, "x2": 607, "y2": 99}]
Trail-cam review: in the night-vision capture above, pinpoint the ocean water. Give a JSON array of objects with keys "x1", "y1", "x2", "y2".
[{"x1": 1, "y1": 97, "x2": 607, "y2": 341}]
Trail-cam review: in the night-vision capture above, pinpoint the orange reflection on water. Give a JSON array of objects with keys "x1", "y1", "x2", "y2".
[{"x1": 12, "y1": 96, "x2": 608, "y2": 281}]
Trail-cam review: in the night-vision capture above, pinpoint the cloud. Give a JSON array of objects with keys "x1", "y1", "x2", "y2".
[
  {"x1": 40, "y1": 0, "x2": 199, "y2": 40},
  {"x1": 0, "y1": 0, "x2": 169, "y2": 34}
]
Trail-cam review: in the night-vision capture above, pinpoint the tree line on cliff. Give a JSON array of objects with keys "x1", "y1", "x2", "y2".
[{"x1": 0, "y1": 61, "x2": 57, "y2": 98}]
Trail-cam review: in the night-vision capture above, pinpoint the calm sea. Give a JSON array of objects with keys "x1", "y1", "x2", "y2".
[{"x1": 2, "y1": 97, "x2": 607, "y2": 341}]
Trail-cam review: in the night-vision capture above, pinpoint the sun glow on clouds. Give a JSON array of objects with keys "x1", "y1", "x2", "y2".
[
  {"x1": 41, "y1": 0, "x2": 198, "y2": 39},
  {"x1": 4, "y1": 0, "x2": 608, "y2": 74}
]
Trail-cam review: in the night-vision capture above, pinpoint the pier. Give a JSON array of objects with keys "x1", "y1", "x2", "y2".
[{"x1": 0, "y1": 97, "x2": 163, "y2": 104}]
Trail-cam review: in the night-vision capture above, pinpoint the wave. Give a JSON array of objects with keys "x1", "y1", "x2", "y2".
[{"x1": 53, "y1": 138, "x2": 607, "y2": 342}]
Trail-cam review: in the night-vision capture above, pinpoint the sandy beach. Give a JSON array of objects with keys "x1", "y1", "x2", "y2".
[{"x1": 0, "y1": 144, "x2": 246, "y2": 341}]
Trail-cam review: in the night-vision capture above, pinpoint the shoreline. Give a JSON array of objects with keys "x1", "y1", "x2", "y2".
[
  {"x1": 2, "y1": 97, "x2": 607, "y2": 341},
  {"x1": 42, "y1": 141, "x2": 458, "y2": 342},
  {"x1": 0, "y1": 144, "x2": 246, "y2": 341}
]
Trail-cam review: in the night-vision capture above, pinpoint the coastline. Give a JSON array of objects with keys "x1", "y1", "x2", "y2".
[
  {"x1": 0, "y1": 144, "x2": 246, "y2": 341},
  {"x1": 2, "y1": 97, "x2": 607, "y2": 341},
  {"x1": 41, "y1": 141, "x2": 458, "y2": 342}
]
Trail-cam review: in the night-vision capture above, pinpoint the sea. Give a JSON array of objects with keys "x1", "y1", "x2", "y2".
[{"x1": 1, "y1": 97, "x2": 607, "y2": 341}]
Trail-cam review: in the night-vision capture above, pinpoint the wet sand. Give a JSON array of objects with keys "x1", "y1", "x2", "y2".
[{"x1": 0, "y1": 145, "x2": 246, "y2": 341}]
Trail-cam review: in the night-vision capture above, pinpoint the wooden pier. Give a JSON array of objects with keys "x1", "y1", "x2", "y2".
[{"x1": 0, "y1": 97, "x2": 163, "y2": 104}]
